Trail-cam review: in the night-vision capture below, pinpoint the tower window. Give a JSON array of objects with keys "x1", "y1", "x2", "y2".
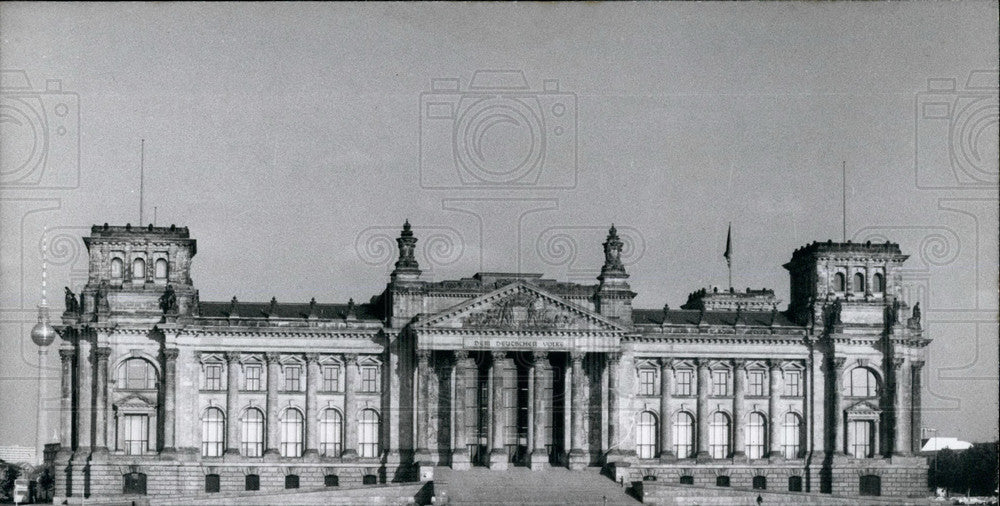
[
  {"x1": 133, "y1": 257, "x2": 146, "y2": 280},
  {"x1": 111, "y1": 257, "x2": 124, "y2": 279},
  {"x1": 834, "y1": 272, "x2": 846, "y2": 292},
  {"x1": 853, "y1": 273, "x2": 865, "y2": 293},
  {"x1": 154, "y1": 258, "x2": 168, "y2": 279},
  {"x1": 873, "y1": 273, "x2": 885, "y2": 293}
]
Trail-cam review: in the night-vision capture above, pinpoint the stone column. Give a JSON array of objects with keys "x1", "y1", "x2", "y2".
[
  {"x1": 606, "y1": 352, "x2": 622, "y2": 461},
  {"x1": 162, "y1": 348, "x2": 179, "y2": 455},
  {"x1": 58, "y1": 349, "x2": 74, "y2": 456},
  {"x1": 768, "y1": 360, "x2": 782, "y2": 458},
  {"x1": 304, "y1": 353, "x2": 320, "y2": 458},
  {"x1": 91, "y1": 347, "x2": 111, "y2": 456},
  {"x1": 73, "y1": 336, "x2": 92, "y2": 459},
  {"x1": 659, "y1": 358, "x2": 674, "y2": 461},
  {"x1": 264, "y1": 352, "x2": 280, "y2": 457},
  {"x1": 529, "y1": 351, "x2": 549, "y2": 470},
  {"x1": 568, "y1": 351, "x2": 588, "y2": 469},
  {"x1": 732, "y1": 360, "x2": 746, "y2": 458},
  {"x1": 696, "y1": 359, "x2": 710, "y2": 458},
  {"x1": 893, "y1": 357, "x2": 910, "y2": 455},
  {"x1": 489, "y1": 351, "x2": 509, "y2": 470},
  {"x1": 831, "y1": 357, "x2": 846, "y2": 455},
  {"x1": 343, "y1": 353, "x2": 359, "y2": 459},
  {"x1": 910, "y1": 361, "x2": 924, "y2": 454},
  {"x1": 452, "y1": 350, "x2": 471, "y2": 469},
  {"x1": 225, "y1": 352, "x2": 241, "y2": 456}
]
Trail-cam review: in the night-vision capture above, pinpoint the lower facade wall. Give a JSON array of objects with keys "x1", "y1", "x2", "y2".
[
  {"x1": 53, "y1": 456, "x2": 417, "y2": 502},
  {"x1": 615, "y1": 455, "x2": 928, "y2": 498}
]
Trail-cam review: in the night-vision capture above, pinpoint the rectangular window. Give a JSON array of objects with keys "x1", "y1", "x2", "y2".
[
  {"x1": 244, "y1": 364, "x2": 262, "y2": 391},
  {"x1": 748, "y1": 370, "x2": 766, "y2": 397},
  {"x1": 785, "y1": 371, "x2": 802, "y2": 397},
  {"x1": 675, "y1": 370, "x2": 693, "y2": 396},
  {"x1": 850, "y1": 420, "x2": 873, "y2": 458},
  {"x1": 284, "y1": 365, "x2": 302, "y2": 391},
  {"x1": 711, "y1": 370, "x2": 730, "y2": 396},
  {"x1": 322, "y1": 365, "x2": 340, "y2": 392},
  {"x1": 204, "y1": 364, "x2": 223, "y2": 391},
  {"x1": 360, "y1": 366, "x2": 378, "y2": 392},
  {"x1": 121, "y1": 414, "x2": 149, "y2": 455},
  {"x1": 638, "y1": 369, "x2": 657, "y2": 396}
]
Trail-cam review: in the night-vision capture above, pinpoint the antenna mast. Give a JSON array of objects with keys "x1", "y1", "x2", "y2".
[
  {"x1": 842, "y1": 160, "x2": 846, "y2": 242},
  {"x1": 140, "y1": 139, "x2": 145, "y2": 226}
]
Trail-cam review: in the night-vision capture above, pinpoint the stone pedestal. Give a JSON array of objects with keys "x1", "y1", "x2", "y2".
[
  {"x1": 489, "y1": 448, "x2": 509, "y2": 470},
  {"x1": 529, "y1": 449, "x2": 549, "y2": 470}
]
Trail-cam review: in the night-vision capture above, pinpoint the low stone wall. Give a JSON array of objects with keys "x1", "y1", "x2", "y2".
[
  {"x1": 636, "y1": 482, "x2": 932, "y2": 505},
  {"x1": 53, "y1": 457, "x2": 416, "y2": 503}
]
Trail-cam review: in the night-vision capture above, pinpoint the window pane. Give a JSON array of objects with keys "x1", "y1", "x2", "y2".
[
  {"x1": 709, "y1": 412, "x2": 730, "y2": 458},
  {"x1": 636, "y1": 412, "x2": 656, "y2": 459},
  {"x1": 284, "y1": 366, "x2": 301, "y2": 391},
  {"x1": 711, "y1": 371, "x2": 729, "y2": 396},
  {"x1": 785, "y1": 371, "x2": 801, "y2": 397},
  {"x1": 745, "y1": 413, "x2": 766, "y2": 459},
  {"x1": 280, "y1": 409, "x2": 304, "y2": 457},
  {"x1": 673, "y1": 412, "x2": 694, "y2": 458},
  {"x1": 782, "y1": 413, "x2": 802, "y2": 459},
  {"x1": 676, "y1": 370, "x2": 692, "y2": 396},
  {"x1": 241, "y1": 409, "x2": 264, "y2": 457},
  {"x1": 358, "y1": 409, "x2": 380, "y2": 458},
  {"x1": 201, "y1": 408, "x2": 225, "y2": 457},
  {"x1": 319, "y1": 409, "x2": 343, "y2": 457},
  {"x1": 122, "y1": 414, "x2": 149, "y2": 455},
  {"x1": 323, "y1": 365, "x2": 340, "y2": 392}
]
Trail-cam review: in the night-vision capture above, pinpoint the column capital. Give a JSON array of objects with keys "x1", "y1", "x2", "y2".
[
  {"x1": 493, "y1": 351, "x2": 509, "y2": 362},
  {"x1": 416, "y1": 350, "x2": 431, "y2": 363},
  {"x1": 531, "y1": 350, "x2": 548, "y2": 362},
  {"x1": 659, "y1": 357, "x2": 673, "y2": 370},
  {"x1": 227, "y1": 351, "x2": 244, "y2": 363},
  {"x1": 163, "y1": 348, "x2": 180, "y2": 361},
  {"x1": 606, "y1": 351, "x2": 621, "y2": 364},
  {"x1": 695, "y1": 357, "x2": 708, "y2": 370},
  {"x1": 832, "y1": 356, "x2": 846, "y2": 370},
  {"x1": 911, "y1": 360, "x2": 925, "y2": 372},
  {"x1": 892, "y1": 357, "x2": 905, "y2": 368},
  {"x1": 305, "y1": 353, "x2": 320, "y2": 365},
  {"x1": 766, "y1": 358, "x2": 782, "y2": 371},
  {"x1": 95, "y1": 347, "x2": 112, "y2": 361},
  {"x1": 732, "y1": 358, "x2": 747, "y2": 370},
  {"x1": 344, "y1": 352, "x2": 359, "y2": 365},
  {"x1": 59, "y1": 348, "x2": 75, "y2": 361},
  {"x1": 454, "y1": 349, "x2": 469, "y2": 361},
  {"x1": 570, "y1": 351, "x2": 585, "y2": 363}
]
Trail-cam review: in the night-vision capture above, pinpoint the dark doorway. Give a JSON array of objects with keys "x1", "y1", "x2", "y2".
[
  {"x1": 123, "y1": 472, "x2": 146, "y2": 495},
  {"x1": 788, "y1": 475, "x2": 803, "y2": 492},
  {"x1": 205, "y1": 474, "x2": 220, "y2": 493}
]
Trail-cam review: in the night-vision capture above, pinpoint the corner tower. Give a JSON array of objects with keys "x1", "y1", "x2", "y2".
[
  {"x1": 783, "y1": 240, "x2": 908, "y2": 327},
  {"x1": 594, "y1": 225, "x2": 635, "y2": 324},
  {"x1": 76, "y1": 223, "x2": 198, "y2": 322}
]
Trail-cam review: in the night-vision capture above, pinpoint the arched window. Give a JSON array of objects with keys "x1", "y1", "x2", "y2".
[
  {"x1": 846, "y1": 368, "x2": 879, "y2": 397},
  {"x1": 745, "y1": 412, "x2": 767, "y2": 459},
  {"x1": 635, "y1": 411, "x2": 657, "y2": 459},
  {"x1": 201, "y1": 407, "x2": 225, "y2": 457},
  {"x1": 849, "y1": 420, "x2": 874, "y2": 458},
  {"x1": 673, "y1": 411, "x2": 695, "y2": 459},
  {"x1": 708, "y1": 412, "x2": 731, "y2": 459},
  {"x1": 154, "y1": 258, "x2": 168, "y2": 279},
  {"x1": 872, "y1": 273, "x2": 884, "y2": 293},
  {"x1": 280, "y1": 408, "x2": 304, "y2": 457},
  {"x1": 358, "y1": 409, "x2": 380, "y2": 458},
  {"x1": 132, "y1": 257, "x2": 146, "y2": 281},
  {"x1": 118, "y1": 358, "x2": 157, "y2": 390},
  {"x1": 319, "y1": 409, "x2": 343, "y2": 457},
  {"x1": 111, "y1": 257, "x2": 124, "y2": 279},
  {"x1": 853, "y1": 273, "x2": 865, "y2": 293},
  {"x1": 782, "y1": 412, "x2": 803, "y2": 459},
  {"x1": 241, "y1": 408, "x2": 265, "y2": 457},
  {"x1": 834, "y1": 272, "x2": 846, "y2": 292}
]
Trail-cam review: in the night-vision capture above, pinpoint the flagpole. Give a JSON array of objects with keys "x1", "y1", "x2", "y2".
[{"x1": 725, "y1": 222, "x2": 733, "y2": 290}]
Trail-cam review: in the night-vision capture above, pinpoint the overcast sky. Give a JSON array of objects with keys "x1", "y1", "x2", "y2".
[{"x1": 1, "y1": 2, "x2": 996, "y2": 447}]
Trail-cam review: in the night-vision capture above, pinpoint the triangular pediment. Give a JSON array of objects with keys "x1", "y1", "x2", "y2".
[
  {"x1": 414, "y1": 281, "x2": 627, "y2": 333},
  {"x1": 845, "y1": 400, "x2": 881, "y2": 415}
]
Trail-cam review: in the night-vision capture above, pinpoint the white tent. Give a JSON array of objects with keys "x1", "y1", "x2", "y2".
[{"x1": 921, "y1": 437, "x2": 973, "y2": 452}]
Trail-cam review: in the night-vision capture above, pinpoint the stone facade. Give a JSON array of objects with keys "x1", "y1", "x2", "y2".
[{"x1": 50, "y1": 223, "x2": 929, "y2": 502}]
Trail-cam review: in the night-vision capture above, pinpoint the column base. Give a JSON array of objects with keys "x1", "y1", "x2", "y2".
[
  {"x1": 658, "y1": 451, "x2": 676, "y2": 463},
  {"x1": 417, "y1": 461, "x2": 435, "y2": 482},
  {"x1": 263, "y1": 449, "x2": 281, "y2": 462},
  {"x1": 695, "y1": 451, "x2": 713, "y2": 464},
  {"x1": 223, "y1": 449, "x2": 241, "y2": 461},
  {"x1": 342, "y1": 449, "x2": 359, "y2": 461},
  {"x1": 528, "y1": 450, "x2": 549, "y2": 470},
  {"x1": 71, "y1": 448, "x2": 91, "y2": 465},
  {"x1": 302, "y1": 449, "x2": 320, "y2": 462},
  {"x1": 451, "y1": 449, "x2": 471, "y2": 471},
  {"x1": 89, "y1": 447, "x2": 110, "y2": 462},
  {"x1": 567, "y1": 449, "x2": 588, "y2": 470},
  {"x1": 157, "y1": 447, "x2": 177, "y2": 460},
  {"x1": 488, "y1": 449, "x2": 509, "y2": 470}
]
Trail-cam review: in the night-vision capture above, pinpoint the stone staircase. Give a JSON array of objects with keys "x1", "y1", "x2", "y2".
[
  {"x1": 151, "y1": 481, "x2": 431, "y2": 505},
  {"x1": 434, "y1": 466, "x2": 640, "y2": 505}
]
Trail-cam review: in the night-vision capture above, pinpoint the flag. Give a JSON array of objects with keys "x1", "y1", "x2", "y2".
[{"x1": 724, "y1": 223, "x2": 732, "y2": 266}]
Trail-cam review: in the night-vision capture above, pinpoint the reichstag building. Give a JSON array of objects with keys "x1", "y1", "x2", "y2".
[{"x1": 51, "y1": 221, "x2": 929, "y2": 502}]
